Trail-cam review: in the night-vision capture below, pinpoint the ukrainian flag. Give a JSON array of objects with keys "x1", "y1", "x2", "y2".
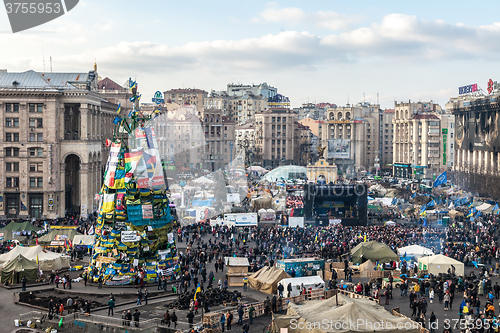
[
  {"x1": 194, "y1": 283, "x2": 201, "y2": 300},
  {"x1": 116, "y1": 103, "x2": 122, "y2": 114}
]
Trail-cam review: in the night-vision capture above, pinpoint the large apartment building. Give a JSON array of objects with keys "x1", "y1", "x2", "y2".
[
  {"x1": 392, "y1": 101, "x2": 450, "y2": 179},
  {"x1": 164, "y1": 88, "x2": 208, "y2": 110},
  {"x1": 254, "y1": 108, "x2": 299, "y2": 168},
  {"x1": 0, "y1": 67, "x2": 117, "y2": 220}
]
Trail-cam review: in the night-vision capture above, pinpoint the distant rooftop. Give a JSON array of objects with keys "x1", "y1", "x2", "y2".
[
  {"x1": 0, "y1": 69, "x2": 96, "y2": 91},
  {"x1": 98, "y1": 77, "x2": 126, "y2": 91}
]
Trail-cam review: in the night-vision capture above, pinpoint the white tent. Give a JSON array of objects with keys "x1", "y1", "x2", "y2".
[
  {"x1": 273, "y1": 293, "x2": 421, "y2": 333},
  {"x1": 397, "y1": 245, "x2": 434, "y2": 260},
  {"x1": 418, "y1": 254, "x2": 464, "y2": 276},
  {"x1": 385, "y1": 221, "x2": 396, "y2": 226},
  {"x1": 192, "y1": 176, "x2": 214, "y2": 185},
  {"x1": 0, "y1": 245, "x2": 70, "y2": 271},
  {"x1": 73, "y1": 235, "x2": 95, "y2": 246},
  {"x1": 279, "y1": 276, "x2": 325, "y2": 297}
]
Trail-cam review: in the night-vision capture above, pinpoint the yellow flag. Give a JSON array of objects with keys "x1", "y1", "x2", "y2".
[{"x1": 364, "y1": 235, "x2": 367, "y2": 242}]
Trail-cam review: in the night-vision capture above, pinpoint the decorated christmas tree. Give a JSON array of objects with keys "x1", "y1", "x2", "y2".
[{"x1": 88, "y1": 82, "x2": 179, "y2": 285}]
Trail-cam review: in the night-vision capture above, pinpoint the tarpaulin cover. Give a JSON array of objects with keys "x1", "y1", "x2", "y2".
[
  {"x1": 0, "y1": 254, "x2": 38, "y2": 284},
  {"x1": 351, "y1": 241, "x2": 399, "y2": 264},
  {"x1": 272, "y1": 293, "x2": 421, "y2": 333},
  {"x1": 248, "y1": 266, "x2": 290, "y2": 294}
]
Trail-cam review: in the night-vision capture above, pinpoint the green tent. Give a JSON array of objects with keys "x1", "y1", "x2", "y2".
[
  {"x1": 351, "y1": 241, "x2": 399, "y2": 264},
  {"x1": 0, "y1": 254, "x2": 38, "y2": 284},
  {"x1": 1, "y1": 221, "x2": 42, "y2": 232},
  {"x1": 0, "y1": 221, "x2": 42, "y2": 242},
  {"x1": 37, "y1": 229, "x2": 82, "y2": 245}
]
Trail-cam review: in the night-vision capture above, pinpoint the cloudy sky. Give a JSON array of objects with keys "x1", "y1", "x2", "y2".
[{"x1": 1, "y1": 0, "x2": 499, "y2": 109}]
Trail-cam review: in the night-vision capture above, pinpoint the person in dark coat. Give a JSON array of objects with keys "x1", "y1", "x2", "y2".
[{"x1": 187, "y1": 310, "x2": 195, "y2": 328}]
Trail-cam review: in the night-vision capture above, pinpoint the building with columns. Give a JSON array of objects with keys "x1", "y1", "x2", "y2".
[
  {"x1": 447, "y1": 83, "x2": 500, "y2": 199},
  {"x1": 0, "y1": 68, "x2": 117, "y2": 220}
]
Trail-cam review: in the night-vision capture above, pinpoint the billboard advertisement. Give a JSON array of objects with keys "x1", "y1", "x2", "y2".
[{"x1": 328, "y1": 139, "x2": 351, "y2": 159}]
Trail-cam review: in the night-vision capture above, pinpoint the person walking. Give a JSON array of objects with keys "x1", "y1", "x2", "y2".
[
  {"x1": 163, "y1": 310, "x2": 171, "y2": 327},
  {"x1": 133, "y1": 309, "x2": 140, "y2": 327},
  {"x1": 171, "y1": 311, "x2": 178, "y2": 328},
  {"x1": 248, "y1": 305, "x2": 255, "y2": 325},
  {"x1": 107, "y1": 297, "x2": 115, "y2": 316},
  {"x1": 66, "y1": 297, "x2": 73, "y2": 314},
  {"x1": 187, "y1": 310, "x2": 195, "y2": 328},
  {"x1": 48, "y1": 299, "x2": 54, "y2": 316},
  {"x1": 144, "y1": 288, "x2": 148, "y2": 305},
  {"x1": 226, "y1": 311, "x2": 233, "y2": 331},
  {"x1": 21, "y1": 276, "x2": 27, "y2": 291},
  {"x1": 243, "y1": 276, "x2": 249, "y2": 292},
  {"x1": 125, "y1": 310, "x2": 132, "y2": 326},
  {"x1": 137, "y1": 289, "x2": 142, "y2": 305},
  {"x1": 220, "y1": 313, "x2": 226, "y2": 332},
  {"x1": 444, "y1": 291, "x2": 450, "y2": 310},
  {"x1": 237, "y1": 305, "x2": 244, "y2": 325},
  {"x1": 429, "y1": 312, "x2": 437, "y2": 332}
]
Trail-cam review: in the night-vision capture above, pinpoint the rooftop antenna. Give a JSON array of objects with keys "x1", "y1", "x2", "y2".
[
  {"x1": 377, "y1": 92, "x2": 379, "y2": 106},
  {"x1": 50, "y1": 56, "x2": 52, "y2": 73},
  {"x1": 347, "y1": 94, "x2": 350, "y2": 107}
]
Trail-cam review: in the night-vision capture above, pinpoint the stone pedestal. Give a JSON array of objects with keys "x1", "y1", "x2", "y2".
[{"x1": 307, "y1": 158, "x2": 338, "y2": 183}]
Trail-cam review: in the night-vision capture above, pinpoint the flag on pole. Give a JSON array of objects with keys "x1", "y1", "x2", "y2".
[
  {"x1": 433, "y1": 171, "x2": 447, "y2": 187},
  {"x1": 194, "y1": 283, "x2": 201, "y2": 300},
  {"x1": 116, "y1": 103, "x2": 122, "y2": 114}
]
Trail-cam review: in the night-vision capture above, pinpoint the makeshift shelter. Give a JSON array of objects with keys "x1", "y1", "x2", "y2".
[
  {"x1": 0, "y1": 245, "x2": 70, "y2": 271},
  {"x1": 278, "y1": 276, "x2": 325, "y2": 297},
  {"x1": 225, "y1": 257, "x2": 250, "y2": 286},
  {"x1": 272, "y1": 293, "x2": 421, "y2": 333},
  {"x1": 358, "y1": 259, "x2": 376, "y2": 272},
  {"x1": 73, "y1": 235, "x2": 95, "y2": 247},
  {"x1": 351, "y1": 241, "x2": 399, "y2": 264},
  {"x1": 397, "y1": 245, "x2": 434, "y2": 260},
  {"x1": 277, "y1": 258, "x2": 325, "y2": 277},
  {"x1": 0, "y1": 221, "x2": 42, "y2": 241},
  {"x1": 0, "y1": 254, "x2": 38, "y2": 284},
  {"x1": 248, "y1": 266, "x2": 290, "y2": 294},
  {"x1": 37, "y1": 229, "x2": 82, "y2": 245},
  {"x1": 418, "y1": 254, "x2": 465, "y2": 276}
]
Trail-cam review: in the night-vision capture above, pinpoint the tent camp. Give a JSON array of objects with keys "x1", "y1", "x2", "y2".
[
  {"x1": 418, "y1": 254, "x2": 464, "y2": 276},
  {"x1": 248, "y1": 266, "x2": 290, "y2": 294},
  {"x1": 73, "y1": 235, "x2": 95, "y2": 247},
  {"x1": 0, "y1": 221, "x2": 42, "y2": 241},
  {"x1": 278, "y1": 276, "x2": 325, "y2": 297},
  {"x1": 0, "y1": 245, "x2": 70, "y2": 271},
  {"x1": 37, "y1": 229, "x2": 82, "y2": 245},
  {"x1": 272, "y1": 293, "x2": 421, "y2": 333},
  {"x1": 0, "y1": 254, "x2": 38, "y2": 284},
  {"x1": 351, "y1": 241, "x2": 399, "y2": 264},
  {"x1": 397, "y1": 245, "x2": 434, "y2": 260}
]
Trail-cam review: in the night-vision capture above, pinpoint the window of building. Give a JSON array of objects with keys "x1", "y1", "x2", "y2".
[
  {"x1": 29, "y1": 147, "x2": 43, "y2": 157},
  {"x1": 6, "y1": 162, "x2": 19, "y2": 172},
  {"x1": 272, "y1": 117, "x2": 276, "y2": 123},
  {"x1": 5, "y1": 118, "x2": 19, "y2": 127},
  {"x1": 29, "y1": 103, "x2": 43, "y2": 112},
  {"x1": 282, "y1": 148, "x2": 286, "y2": 152},
  {"x1": 6, "y1": 133, "x2": 19, "y2": 142},
  {"x1": 5, "y1": 147, "x2": 19, "y2": 157},
  {"x1": 30, "y1": 162, "x2": 43, "y2": 172},
  {"x1": 29, "y1": 118, "x2": 43, "y2": 128},
  {"x1": 6, "y1": 177, "x2": 19, "y2": 188},
  {"x1": 6, "y1": 103, "x2": 19, "y2": 112}
]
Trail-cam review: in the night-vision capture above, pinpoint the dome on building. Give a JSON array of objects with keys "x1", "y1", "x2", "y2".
[{"x1": 260, "y1": 165, "x2": 307, "y2": 183}]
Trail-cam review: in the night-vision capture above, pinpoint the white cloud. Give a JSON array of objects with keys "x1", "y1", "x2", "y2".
[{"x1": 253, "y1": 4, "x2": 357, "y2": 31}]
